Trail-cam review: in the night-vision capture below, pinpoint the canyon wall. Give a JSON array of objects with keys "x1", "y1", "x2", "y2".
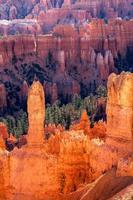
[{"x1": 0, "y1": 19, "x2": 132, "y2": 109}]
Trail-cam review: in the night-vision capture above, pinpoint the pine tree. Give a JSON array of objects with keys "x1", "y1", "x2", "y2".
[
  {"x1": 6, "y1": 115, "x2": 16, "y2": 134},
  {"x1": 20, "y1": 112, "x2": 28, "y2": 134},
  {"x1": 96, "y1": 85, "x2": 107, "y2": 97},
  {"x1": 72, "y1": 94, "x2": 81, "y2": 109},
  {"x1": 14, "y1": 120, "x2": 23, "y2": 138}
]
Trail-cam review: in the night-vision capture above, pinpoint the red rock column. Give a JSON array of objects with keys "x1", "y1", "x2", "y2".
[{"x1": 27, "y1": 81, "x2": 45, "y2": 145}]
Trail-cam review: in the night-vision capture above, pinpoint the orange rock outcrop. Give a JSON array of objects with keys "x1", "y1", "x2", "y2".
[
  {"x1": 71, "y1": 110, "x2": 91, "y2": 136},
  {"x1": 106, "y1": 72, "x2": 133, "y2": 177},
  {"x1": 106, "y1": 72, "x2": 133, "y2": 140},
  {"x1": 91, "y1": 120, "x2": 106, "y2": 140},
  {"x1": 28, "y1": 80, "x2": 45, "y2": 144}
]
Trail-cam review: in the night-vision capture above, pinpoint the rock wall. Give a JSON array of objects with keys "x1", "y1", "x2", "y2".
[
  {"x1": 106, "y1": 72, "x2": 133, "y2": 178},
  {"x1": 0, "y1": 19, "x2": 132, "y2": 66},
  {"x1": 0, "y1": 19, "x2": 132, "y2": 108}
]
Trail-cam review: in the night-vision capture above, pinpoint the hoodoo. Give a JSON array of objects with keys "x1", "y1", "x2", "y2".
[{"x1": 27, "y1": 81, "x2": 45, "y2": 145}]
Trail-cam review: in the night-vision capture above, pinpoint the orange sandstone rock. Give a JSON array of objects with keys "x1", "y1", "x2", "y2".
[
  {"x1": 27, "y1": 80, "x2": 45, "y2": 145},
  {"x1": 117, "y1": 156, "x2": 133, "y2": 177},
  {"x1": 71, "y1": 110, "x2": 91, "y2": 136},
  {"x1": 91, "y1": 120, "x2": 106, "y2": 140},
  {"x1": 106, "y1": 72, "x2": 133, "y2": 174},
  {"x1": 106, "y1": 72, "x2": 133, "y2": 140}
]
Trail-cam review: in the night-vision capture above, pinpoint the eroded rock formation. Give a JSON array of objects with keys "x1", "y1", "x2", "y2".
[
  {"x1": 0, "y1": 73, "x2": 132, "y2": 200},
  {"x1": 107, "y1": 72, "x2": 133, "y2": 140},
  {"x1": 0, "y1": 0, "x2": 132, "y2": 21},
  {"x1": 106, "y1": 72, "x2": 133, "y2": 178},
  {"x1": 0, "y1": 18, "x2": 132, "y2": 108},
  {"x1": 106, "y1": 72, "x2": 133, "y2": 164},
  {"x1": 71, "y1": 110, "x2": 91, "y2": 136},
  {"x1": 28, "y1": 81, "x2": 45, "y2": 144}
]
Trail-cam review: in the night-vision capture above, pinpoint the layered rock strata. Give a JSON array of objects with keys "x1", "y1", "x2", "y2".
[{"x1": 0, "y1": 19, "x2": 132, "y2": 108}]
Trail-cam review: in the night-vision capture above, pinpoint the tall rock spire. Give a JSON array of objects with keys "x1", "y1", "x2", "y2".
[{"x1": 27, "y1": 81, "x2": 45, "y2": 145}]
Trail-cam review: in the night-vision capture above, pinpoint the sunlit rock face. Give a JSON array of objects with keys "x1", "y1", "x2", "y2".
[
  {"x1": 8, "y1": 81, "x2": 48, "y2": 199},
  {"x1": 107, "y1": 72, "x2": 133, "y2": 140},
  {"x1": 106, "y1": 72, "x2": 133, "y2": 177},
  {"x1": 27, "y1": 81, "x2": 45, "y2": 145}
]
